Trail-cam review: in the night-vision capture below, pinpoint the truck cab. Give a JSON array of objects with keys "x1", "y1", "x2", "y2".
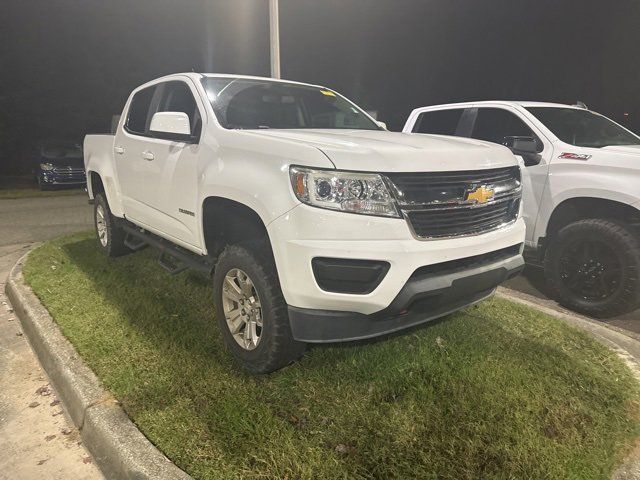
[{"x1": 404, "y1": 101, "x2": 640, "y2": 317}]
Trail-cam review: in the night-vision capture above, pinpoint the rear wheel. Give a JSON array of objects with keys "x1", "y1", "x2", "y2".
[
  {"x1": 213, "y1": 243, "x2": 306, "y2": 373},
  {"x1": 544, "y1": 219, "x2": 640, "y2": 318},
  {"x1": 94, "y1": 193, "x2": 131, "y2": 257}
]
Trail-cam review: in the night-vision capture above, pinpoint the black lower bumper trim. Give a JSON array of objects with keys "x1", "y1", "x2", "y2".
[{"x1": 288, "y1": 252, "x2": 524, "y2": 343}]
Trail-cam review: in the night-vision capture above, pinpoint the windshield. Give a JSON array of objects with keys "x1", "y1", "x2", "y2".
[
  {"x1": 526, "y1": 107, "x2": 640, "y2": 148},
  {"x1": 201, "y1": 77, "x2": 380, "y2": 131}
]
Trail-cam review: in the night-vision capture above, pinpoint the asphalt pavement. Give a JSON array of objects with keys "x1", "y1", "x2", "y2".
[{"x1": 0, "y1": 192, "x2": 100, "y2": 479}]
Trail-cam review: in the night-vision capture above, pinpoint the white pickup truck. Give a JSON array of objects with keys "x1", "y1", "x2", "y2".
[
  {"x1": 404, "y1": 101, "x2": 640, "y2": 317},
  {"x1": 84, "y1": 73, "x2": 525, "y2": 373}
]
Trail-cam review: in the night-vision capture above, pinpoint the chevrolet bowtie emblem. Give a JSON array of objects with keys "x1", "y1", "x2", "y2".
[{"x1": 465, "y1": 186, "x2": 495, "y2": 204}]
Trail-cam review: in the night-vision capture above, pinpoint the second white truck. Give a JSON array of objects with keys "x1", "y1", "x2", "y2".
[
  {"x1": 404, "y1": 101, "x2": 640, "y2": 318},
  {"x1": 85, "y1": 73, "x2": 525, "y2": 373}
]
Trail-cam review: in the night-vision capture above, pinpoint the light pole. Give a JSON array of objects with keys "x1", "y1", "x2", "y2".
[{"x1": 269, "y1": 0, "x2": 281, "y2": 78}]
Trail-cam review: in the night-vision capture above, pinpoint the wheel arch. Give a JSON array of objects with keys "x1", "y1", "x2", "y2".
[
  {"x1": 540, "y1": 196, "x2": 640, "y2": 250},
  {"x1": 201, "y1": 196, "x2": 274, "y2": 259},
  {"x1": 88, "y1": 170, "x2": 104, "y2": 197},
  {"x1": 86, "y1": 169, "x2": 124, "y2": 217}
]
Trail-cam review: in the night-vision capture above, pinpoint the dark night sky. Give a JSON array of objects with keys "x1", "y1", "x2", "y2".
[{"x1": 1, "y1": 0, "x2": 639, "y2": 173}]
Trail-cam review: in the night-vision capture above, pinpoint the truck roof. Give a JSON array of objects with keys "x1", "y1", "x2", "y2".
[
  {"x1": 145, "y1": 72, "x2": 326, "y2": 90},
  {"x1": 413, "y1": 100, "x2": 583, "y2": 110}
]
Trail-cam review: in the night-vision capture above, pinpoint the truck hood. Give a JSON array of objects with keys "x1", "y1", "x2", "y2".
[
  {"x1": 601, "y1": 145, "x2": 640, "y2": 156},
  {"x1": 245, "y1": 129, "x2": 517, "y2": 172}
]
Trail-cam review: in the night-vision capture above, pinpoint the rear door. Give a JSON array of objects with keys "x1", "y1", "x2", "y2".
[{"x1": 113, "y1": 84, "x2": 161, "y2": 225}]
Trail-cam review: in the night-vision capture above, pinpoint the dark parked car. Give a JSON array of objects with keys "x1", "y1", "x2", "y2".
[{"x1": 34, "y1": 139, "x2": 86, "y2": 189}]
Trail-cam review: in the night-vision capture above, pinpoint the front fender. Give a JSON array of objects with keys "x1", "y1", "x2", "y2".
[
  {"x1": 533, "y1": 161, "x2": 640, "y2": 243},
  {"x1": 535, "y1": 188, "x2": 640, "y2": 242},
  {"x1": 195, "y1": 135, "x2": 332, "y2": 252},
  {"x1": 196, "y1": 169, "x2": 300, "y2": 255}
]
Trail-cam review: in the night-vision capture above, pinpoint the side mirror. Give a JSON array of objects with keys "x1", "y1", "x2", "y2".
[
  {"x1": 376, "y1": 120, "x2": 387, "y2": 130},
  {"x1": 503, "y1": 136, "x2": 541, "y2": 166},
  {"x1": 149, "y1": 112, "x2": 192, "y2": 141}
]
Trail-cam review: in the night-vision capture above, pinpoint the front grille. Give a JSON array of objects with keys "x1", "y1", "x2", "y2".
[
  {"x1": 406, "y1": 198, "x2": 520, "y2": 238},
  {"x1": 51, "y1": 166, "x2": 86, "y2": 183},
  {"x1": 52, "y1": 166, "x2": 85, "y2": 176},
  {"x1": 386, "y1": 166, "x2": 521, "y2": 239}
]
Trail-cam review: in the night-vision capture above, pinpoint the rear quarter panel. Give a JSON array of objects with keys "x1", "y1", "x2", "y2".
[{"x1": 84, "y1": 134, "x2": 125, "y2": 217}]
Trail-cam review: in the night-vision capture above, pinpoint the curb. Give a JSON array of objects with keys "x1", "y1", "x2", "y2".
[{"x1": 5, "y1": 253, "x2": 191, "y2": 480}]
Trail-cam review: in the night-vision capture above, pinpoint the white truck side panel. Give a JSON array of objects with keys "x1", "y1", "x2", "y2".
[
  {"x1": 534, "y1": 162, "x2": 640, "y2": 243},
  {"x1": 84, "y1": 134, "x2": 125, "y2": 217}
]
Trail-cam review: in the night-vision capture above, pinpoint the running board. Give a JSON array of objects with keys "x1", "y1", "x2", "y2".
[
  {"x1": 121, "y1": 223, "x2": 215, "y2": 275},
  {"x1": 158, "y1": 252, "x2": 189, "y2": 275}
]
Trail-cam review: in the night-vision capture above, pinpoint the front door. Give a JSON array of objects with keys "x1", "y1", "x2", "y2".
[
  {"x1": 466, "y1": 107, "x2": 553, "y2": 245},
  {"x1": 113, "y1": 79, "x2": 205, "y2": 250}
]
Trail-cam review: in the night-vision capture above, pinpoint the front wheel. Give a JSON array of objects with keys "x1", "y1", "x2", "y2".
[
  {"x1": 213, "y1": 244, "x2": 306, "y2": 373},
  {"x1": 544, "y1": 219, "x2": 640, "y2": 318}
]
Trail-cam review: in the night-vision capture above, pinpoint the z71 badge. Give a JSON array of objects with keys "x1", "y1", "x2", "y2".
[{"x1": 559, "y1": 152, "x2": 592, "y2": 160}]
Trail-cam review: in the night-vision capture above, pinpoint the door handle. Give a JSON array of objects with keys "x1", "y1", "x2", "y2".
[
  {"x1": 142, "y1": 151, "x2": 155, "y2": 161},
  {"x1": 114, "y1": 146, "x2": 125, "y2": 155}
]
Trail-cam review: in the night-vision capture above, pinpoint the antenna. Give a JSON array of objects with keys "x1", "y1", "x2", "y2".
[{"x1": 575, "y1": 101, "x2": 588, "y2": 109}]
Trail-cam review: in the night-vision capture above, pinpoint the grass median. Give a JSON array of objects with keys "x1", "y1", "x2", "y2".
[{"x1": 24, "y1": 232, "x2": 640, "y2": 479}]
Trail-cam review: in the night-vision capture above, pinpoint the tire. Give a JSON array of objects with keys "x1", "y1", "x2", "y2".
[
  {"x1": 94, "y1": 193, "x2": 131, "y2": 257},
  {"x1": 213, "y1": 243, "x2": 306, "y2": 373},
  {"x1": 544, "y1": 219, "x2": 640, "y2": 318}
]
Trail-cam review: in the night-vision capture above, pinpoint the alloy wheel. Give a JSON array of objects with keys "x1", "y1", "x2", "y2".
[
  {"x1": 221, "y1": 268, "x2": 263, "y2": 350},
  {"x1": 96, "y1": 204, "x2": 108, "y2": 247},
  {"x1": 558, "y1": 239, "x2": 623, "y2": 301}
]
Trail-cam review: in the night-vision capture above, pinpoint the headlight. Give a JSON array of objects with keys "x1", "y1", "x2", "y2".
[
  {"x1": 289, "y1": 166, "x2": 400, "y2": 217},
  {"x1": 40, "y1": 163, "x2": 55, "y2": 171}
]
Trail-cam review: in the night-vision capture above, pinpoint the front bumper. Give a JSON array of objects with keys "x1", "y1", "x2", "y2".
[
  {"x1": 288, "y1": 247, "x2": 523, "y2": 342},
  {"x1": 268, "y1": 203, "x2": 526, "y2": 315},
  {"x1": 39, "y1": 171, "x2": 86, "y2": 185}
]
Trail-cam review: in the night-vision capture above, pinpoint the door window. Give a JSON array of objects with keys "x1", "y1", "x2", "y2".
[
  {"x1": 526, "y1": 107, "x2": 640, "y2": 148},
  {"x1": 471, "y1": 108, "x2": 541, "y2": 149},
  {"x1": 156, "y1": 81, "x2": 202, "y2": 138},
  {"x1": 413, "y1": 109, "x2": 464, "y2": 135},
  {"x1": 125, "y1": 86, "x2": 156, "y2": 135}
]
